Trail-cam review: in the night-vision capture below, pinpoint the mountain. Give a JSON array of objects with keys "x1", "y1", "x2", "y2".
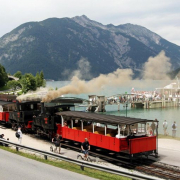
[
  {"x1": 169, "y1": 67, "x2": 180, "y2": 79},
  {"x1": 0, "y1": 15, "x2": 180, "y2": 80}
]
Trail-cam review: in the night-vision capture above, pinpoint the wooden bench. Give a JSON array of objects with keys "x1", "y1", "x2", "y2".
[
  {"x1": 94, "y1": 131, "x2": 104, "y2": 135},
  {"x1": 73, "y1": 127, "x2": 81, "y2": 130}
]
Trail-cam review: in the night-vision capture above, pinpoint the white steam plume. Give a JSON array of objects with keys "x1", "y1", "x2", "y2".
[
  {"x1": 17, "y1": 88, "x2": 48, "y2": 102},
  {"x1": 42, "y1": 68, "x2": 133, "y2": 102}
]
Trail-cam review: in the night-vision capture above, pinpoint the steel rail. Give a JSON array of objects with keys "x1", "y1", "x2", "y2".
[{"x1": 0, "y1": 139, "x2": 159, "y2": 180}]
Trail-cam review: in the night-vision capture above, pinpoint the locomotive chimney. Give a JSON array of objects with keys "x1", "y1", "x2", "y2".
[{"x1": 41, "y1": 102, "x2": 44, "y2": 114}]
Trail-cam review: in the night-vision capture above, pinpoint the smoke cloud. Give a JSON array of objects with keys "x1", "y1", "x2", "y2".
[
  {"x1": 142, "y1": 50, "x2": 171, "y2": 80},
  {"x1": 42, "y1": 68, "x2": 133, "y2": 102}
]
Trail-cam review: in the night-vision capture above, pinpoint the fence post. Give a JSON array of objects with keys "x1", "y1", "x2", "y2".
[
  {"x1": 16, "y1": 147, "x2": 19, "y2": 151},
  {"x1": 80, "y1": 163, "x2": 84, "y2": 171},
  {"x1": 44, "y1": 155, "x2": 48, "y2": 160}
]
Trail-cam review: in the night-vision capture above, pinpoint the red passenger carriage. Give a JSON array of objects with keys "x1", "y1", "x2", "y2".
[
  {"x1": 56, "y1": 111, "x2": 158, "y2": 157},
  {"x1": 0, "y1": 95, "x2": 17, "y2": 125}
]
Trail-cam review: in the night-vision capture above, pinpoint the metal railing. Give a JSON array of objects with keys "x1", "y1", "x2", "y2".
[{"x1": 0, "y1": 139, "x2": 160, "y2": 180}]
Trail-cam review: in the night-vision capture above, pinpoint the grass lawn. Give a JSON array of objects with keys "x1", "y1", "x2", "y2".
[{"x1": 0, "y1": 146, "x2": 131, "y2": 180}]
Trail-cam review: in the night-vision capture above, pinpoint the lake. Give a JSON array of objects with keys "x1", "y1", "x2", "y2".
[{"x1": 46, "y1": 80, "x2": 180, "y2": 137}]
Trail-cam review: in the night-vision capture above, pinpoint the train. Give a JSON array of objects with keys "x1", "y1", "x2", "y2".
[{"x1": 0, "y1": 95, "x2": 158, "y2": 158}]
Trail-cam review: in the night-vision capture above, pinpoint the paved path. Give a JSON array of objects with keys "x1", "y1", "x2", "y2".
[
  {"x1": 158, "y1": 139, "x2": 180, "y2": 166},
  {"x1": 0, "y1": 149, "x2": 96, "y2": 180}
]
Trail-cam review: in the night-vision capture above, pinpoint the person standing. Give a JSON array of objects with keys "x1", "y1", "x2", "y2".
[
  {"x1": 17, "y1": 127, "x2": 23, "y2": 144},
  {"x1": 151, "y1": 122, "x2": 156, "y2": 136},
  {"x1": 172, "y1": 121, "x2": 177, "y2": 138},
  {"x1": 154, "y1": 119, "x2": 158, "y2": 135},
  {"x1": 146, "y1": 123, "x2": 150, "y2": 135},
  {"x1": 163, "y1": 120, "x2": 168, "y2": 136}
]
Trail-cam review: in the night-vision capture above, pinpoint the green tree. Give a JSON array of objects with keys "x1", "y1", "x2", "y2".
[
  {"x1": 40, "y1": 71, "x2": 44, "y2": 81},
  {"x1": 21, "y1": 73, "x2": 37, "y2": 93},
  {"x1": 40, "y1": 71, "x2": 46, "y2": 87},
  {"x1": 0, "y1": 64, "x2": 8, "y2": 87},
  {"x1": 35, "y1": 72, "x2": 41, "y2": 87},
  {"x1": 14, "y1": 71, "x2": 22, "y2": 79},
  {"x1": 7, "y1": 80, "x2": 22, "y2": 92}
]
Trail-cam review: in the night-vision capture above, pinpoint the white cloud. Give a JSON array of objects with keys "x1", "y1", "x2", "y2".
[{"x1": 0, "y1": 0, "x2": 180, "y2": 45}]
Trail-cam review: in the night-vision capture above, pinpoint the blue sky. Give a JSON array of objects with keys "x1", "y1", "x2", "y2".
[{"x1": 1, "y1": 0, "x2": 180, "y2": 45}]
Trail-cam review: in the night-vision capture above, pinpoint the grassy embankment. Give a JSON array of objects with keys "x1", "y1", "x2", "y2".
[
  {"x1": 0, "y1": 146, "x2": 131, "y2": 180},
  {"x1": 158, "y1": 134, "x2": 180, "y2": 141}
]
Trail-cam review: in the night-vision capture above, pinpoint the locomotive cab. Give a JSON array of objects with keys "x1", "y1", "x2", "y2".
[
  {"x1": 32, "y1": 104, "x2": 75, "y2": 137},
  {"x1": 9, "y1": 101, "x2": 41, "y2": 130}
]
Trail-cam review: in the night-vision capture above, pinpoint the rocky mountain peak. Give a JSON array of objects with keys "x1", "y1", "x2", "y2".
[
  {"x1": 72, "y1": 15, "x2": 106, "y2": 29},
  {"x1": 0, "y1": 15, "x2": 180, "y2": 80},
  {"x1": 117, "y1": 23, "x2": 161, "y2": 46}
]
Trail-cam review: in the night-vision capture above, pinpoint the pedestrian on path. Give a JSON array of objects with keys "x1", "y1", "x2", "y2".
[
  {"x1": 17, "y1": 127, "x2": 23, "y2": 144},
  {"x1": 163, "y1": 120, "x2": 168, "y2": 136},
  {"x1": 52, "y1": 134, "x2": 62, "y2": 154},
  {"x1": 172, "y1": 121, "x2": 177, "y2": 138},
  {"x1": 81, "y1": 138, "x2": 90, "y2": 160}
]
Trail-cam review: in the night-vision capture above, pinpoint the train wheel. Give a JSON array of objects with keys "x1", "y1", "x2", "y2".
[
  {"x1": 77, "y1": 154, "x2": 83, "y2": 160},
  {"x1": 54, "y1": 147, "x2": 57, "y2": 153},
  {"x1": 87, "y1": 157, "x2": 92, "y2": 162}
]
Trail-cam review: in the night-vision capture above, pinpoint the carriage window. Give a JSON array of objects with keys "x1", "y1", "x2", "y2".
[
  {"x1": 130, "y1": 124, "x2": 137, "y2": 134},
  {"x1": 71, "y1": 119, "x2": 81, "y2": 128},
  {"x1": 0, "y1": 105, "x2": 3, "y2": 112},
  {"x1": 138, "y1": 123, "x2": 146, "y2": 134},
  {"x1": 30, "y1": 104, "x2": 34, "y2": 110},
  {"x1": 70, "y1": 106, "x2": 75, "y2": 111}
]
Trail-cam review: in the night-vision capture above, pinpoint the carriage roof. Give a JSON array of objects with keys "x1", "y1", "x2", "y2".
[
  {"x1": 0, "y1": 101, "x2": 15, "y2": 106},
  {"x1": 56, "y1": 111, "x2": 156, "y2": 125}
]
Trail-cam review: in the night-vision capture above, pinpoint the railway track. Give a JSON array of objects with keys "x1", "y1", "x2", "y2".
[{"x1": 136, "y1": 163, "x2": 180, "y2": 180}]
